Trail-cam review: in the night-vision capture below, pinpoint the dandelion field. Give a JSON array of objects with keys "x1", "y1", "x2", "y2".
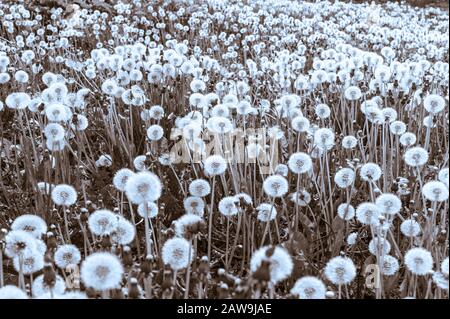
[{"x1": 0, "y1": 0, "x2": 448, "y2": 300}]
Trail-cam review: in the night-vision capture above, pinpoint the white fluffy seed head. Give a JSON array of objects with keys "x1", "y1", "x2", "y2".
[
  {"x1": 125, "y1": 171, "x2": 162, "y2": 204},
  {"x1": 404, "y1": 247, "x2": 434, "y2": 276}
]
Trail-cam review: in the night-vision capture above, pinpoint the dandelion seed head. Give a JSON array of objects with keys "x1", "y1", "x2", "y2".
[
  {"x1": 334, "y1": 168, "x2": 355, "y2": 188},
  {"x1": 375, "y1": 193, "x2": 402, "y2": 215},
  {"x1": 360, "y1": 163, "x2": 382, "y2": 182},
  {"x1": 404, "y1": 147, "x2": 429, "y2": 167},
  {"x1": 147, "y1": 124, "x2": 164, "y2": 141},
  {"x1": 125, "y1": 171, "x2": 162, "y2": 204},
  {"x1": 203, "y1": 155, "x2": 227, "y2": 176},
  {"x1": 256, "y1": 203, "x2": 277, "y2": 222},
  {"x1": 356, "y1": 202, "x2": 381, "y2": 225},
  {"x1": 291, "y1": 116, "x2": 310, "y2": 133},
  {"x1": 380, "y1": 255, "x2": 400, "y2": 276},
  {"x1": 441, "y1": 258, "x2": 449, "y2": 277},
  {"x1": 263, "y1": 175, "x2": 289, "y2": 198},
  {"x1": 400, "y1": 219, "x2": 421, "y2": 237},
  {"x1": 250, "y1": 245, "x2": 293, "y2": 284},
  {"x1": 4, "y1": 230, "x2": 37, "y2": 258},
  {"x1": 113, "y1": 168, "x2": 135, "y2": 192},
  {"x1": 404, "y1": 247, "x2": 433, "y2": 276},
  {"x1": 288, "y1": 152, "x2": 312, "y2": 174},
  {"x1": 137, "y1": 201, "x2": 159, "y2": 219},
  {"x1": 342, "y1": 135, "x2": 358, "y2": 149},
  {"x1": 189, "y1": 179, "x2": 211, "y2": 197},
  {"x1": 346, "y1": 232, "x2": 358, "y2": 246},
  {"x1": 111, "y1": 216, "x2": 136, "y2": 245},
  {"x1": 32, "y1": 274, "x2": 66, "y2": 297},
  {"x1": 0, "y1": 285, "x2": 28, "y2": 299},
  {"x1": 88, "y1": 209, "x2": 118, "y2": 236},
  {"x1": 13, "y1": 249, "x2": 44, "y2": 275},
  {"x1": 161, "y1": 237, "x2": 193, "y2": 271},
  {"x1": 424, "y1": 94, "x2": 445, "y2": 114},
  {"x1": 337, "y1": 203, "x2": 355, "y2": 220},
  {"x1": 422, "y1": 181, "x2": 449, "y2": 202},
  {"x1": 324, "y1": 256, "x2": 357, "y2": 285},
  {"x1": 399, "y1": 132, "x2": 417, "y2": 147},
  {"x1": 81, "y1": 252, "x2": 124, "y2": 291},
  {"x1": 11, "y1": 214, "x2": 47, "y2": 238},
  {"x1": 291, "y1": 276, "x2": 326, "y2": 299},
  {"x1": 218, "y1": 196, "x2": 239, "y2": 217},
  {"x1": 368, "y1": 237, "x2": 391, "y2": 256},
  {"x1": 183, "y1": 196, "x2": 205, "y2": 216},
  {"x1": 54, "y1": 244, "x2": 81, "y2": 269}
]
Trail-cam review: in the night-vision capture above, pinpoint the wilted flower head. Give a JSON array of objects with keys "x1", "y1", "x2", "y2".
[{"x1": 174, "y1": 214, "x2": 204, "y2": 237}]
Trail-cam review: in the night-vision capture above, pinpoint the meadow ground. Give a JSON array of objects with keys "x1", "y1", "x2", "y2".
[{"x1": 0, "y1": 0, "x2": 448, "y2": 300}]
